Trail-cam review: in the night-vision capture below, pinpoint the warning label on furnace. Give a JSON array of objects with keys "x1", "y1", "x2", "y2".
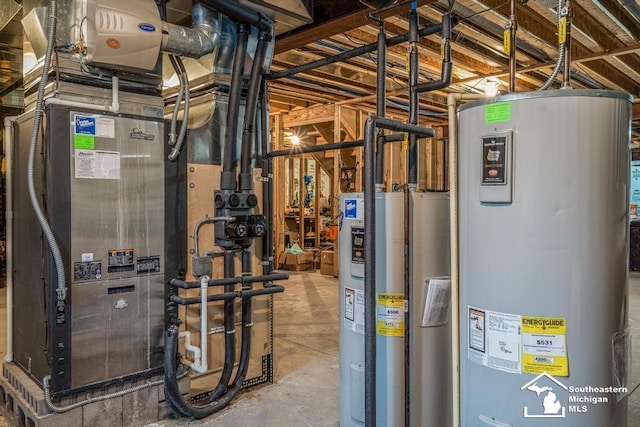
[
  {"x1": 468, "y1": 306, "x2": 521, "y2": 374},
  {"x1": 377, "y1": 293, "x2": 404, "y2": 337},
  {"x1": 522, "y1": 316, "x2": 568, "y2": 376},
  {"x1": 344, "y1": 287, "x2": 364, "y2": 335}
]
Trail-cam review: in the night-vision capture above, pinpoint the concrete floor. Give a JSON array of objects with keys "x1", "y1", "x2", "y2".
[{"x1": 0, "y1": 271, "x2": 639, "y2": 426}]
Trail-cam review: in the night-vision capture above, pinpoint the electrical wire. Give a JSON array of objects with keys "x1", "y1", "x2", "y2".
[
  {"x1": 27, "y1": 0, "x2": 67, "y2": 304},
  {"x1": 44, "y1": 376, "x2": 164, "y2": 413}
]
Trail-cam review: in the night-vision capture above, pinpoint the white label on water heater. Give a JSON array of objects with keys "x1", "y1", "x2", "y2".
[
  {"x1": 344, "y1": 287, "x2": 365, "y2": 334},
  {"x1": 468, "y1": 306, "x2": 522, "y2": 374}
]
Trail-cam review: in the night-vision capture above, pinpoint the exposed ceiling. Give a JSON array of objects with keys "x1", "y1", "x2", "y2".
[
  {"x1": 0, "y1": 0, "x2": 639, "y2": 137},
  {"x1": 268, "y1": 0, "x2": 640, "y2": 121}
]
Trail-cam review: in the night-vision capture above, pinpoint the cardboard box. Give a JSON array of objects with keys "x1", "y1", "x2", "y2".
[
  {"x1": 321, "y1": 250, "x2": 337, "y2": 276},
  {"x1": 279, "y1": 251, "x2": 314, "y2": 271}
]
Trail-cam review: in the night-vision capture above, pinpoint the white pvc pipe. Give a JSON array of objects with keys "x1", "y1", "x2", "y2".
[
  {"x1": 448, "y1": 93, "x2": 485, "y2": 427},
  {"x1": 199, "y1": 274, "x2": 208, "y2": 373},
  {"x1": 178, "y1": 274, "x2": 209, "y2": 374},
  {"x1": 179, "y1": 330, "x2": 203, "y2": 371},
  {"x1": 4, "y1": 115, "x2": 17, "y2": 362},
  {"x1": 44, "y1": 75, "x2": 120, "y2": 112}
]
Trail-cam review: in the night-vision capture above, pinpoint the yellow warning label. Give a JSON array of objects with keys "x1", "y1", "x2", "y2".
[
  {"x1": 558, "y1": 17, "x2": 567, "y2": 44},
  {"x1": 377, "y1": 293, "x2": 404, "y2": 337},
  {"x1": 402, "y1": 133, "x2": 409, "y2": 151},
  {"x1": 503, "y1": 28, "x2": 511, "y2": 54},
  {"x1": 522, "y1": 316, "x2": 568, "y2": 376}
]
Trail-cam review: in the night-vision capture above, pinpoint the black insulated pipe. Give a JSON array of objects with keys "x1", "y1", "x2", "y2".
[
  {"x1": 268, "y1": 21, "x2": 457, "y2": 81},
  {"x1": 363, "y1": 118, "x2": 377, "y2": 427},
  {"x1": 403, "y1": 185, "x2": 411, "y2": 427},
  {"x1": 201, "y1": 249, "x2": 237, "y2": 404},
  {"x1": 240, "y1": 29, "x2": 272, "y2": 191},
  {"x1": 242, "y1": 249, "x2": 253, "y2": 275},
  {"x1": 260, "y1": 78, "x2": 275, "y2": 275},
  {"x1": 375, "y1": 17, "x2": 387, "y2": 188},
  {"x1": 415, "y1": 13, "x2": 452, "y2": 93},
  {"x1": 363, "y1": 116, "x2": 435, "y2": 427},
  {"x1": 202, "y1": 0, "x2": 272, "y2": 31},
  {"x1": 221, "y1": 23, "x2": 250, "y2": 190},
  {"x1": 267, "y1": 134, "x2": 406, "y2": 158},
  {"x1": 170, "y1": 284, "x2": 285, "y2": 306},
  {"x1": 408, "y1": 9, "x2": 419, "y2": 187},
  {"x1": 170, "y1": 272, "x2": 289, "y2": 289}
]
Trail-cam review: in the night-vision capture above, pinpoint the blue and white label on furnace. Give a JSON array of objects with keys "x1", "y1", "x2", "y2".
[
  {"x1": 75, "y1": 115, "x2": 96, "y2": 135},
  {"x1": 344, "y1": 198, "x2": 365, "y2": 219}
]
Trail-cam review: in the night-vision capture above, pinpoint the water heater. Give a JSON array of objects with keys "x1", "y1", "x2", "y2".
[
  {"x1": 457, "y1": 90, "x2": 632, "y2": 426},
  {"x1": 338, "y1": 191, "x2": 450, "y2": 426}
]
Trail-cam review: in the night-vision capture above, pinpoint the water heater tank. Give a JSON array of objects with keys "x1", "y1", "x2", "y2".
[{"x1": 457, "y1": 90, "x2": 632, "y2": 426}]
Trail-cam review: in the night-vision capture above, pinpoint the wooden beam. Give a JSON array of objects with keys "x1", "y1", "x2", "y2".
[
  {"x1": 476, "y1": 0, "x2": 638, "y2": 93},
  {"x1": 633, "y1": 103, "x2": 640, "y2": 120},
  {"x1": 284, "y1": 103, "x2": 336, "y2": 127},
  {"x1": 274, "y1": 0, "x2": 437, "y2": 54},
  {"x1": 453, "y1": 43, "x2": 640, "y2": 86}
]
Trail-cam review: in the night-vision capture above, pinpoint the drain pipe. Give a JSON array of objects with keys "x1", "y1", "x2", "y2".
[
  {"x1": 447, "y1": 93, "x2": 485, "y2": 427},
  {"x1": 4, "y1": 116, "x2": 17, "y2": 363},
  {"x1": 220, "y1": 23, "x2": 250, "y2": 191},
  {"x1": 178, "y1": 275, "x2": 209, "y2": 373},
  {"x1": 363, "y1": 116, "x2": 435, "y2": 427}
]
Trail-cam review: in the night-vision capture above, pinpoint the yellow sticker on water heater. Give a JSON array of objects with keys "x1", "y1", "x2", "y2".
[
  {"x1": 377, "y1": 293, "x2": 405, "y2": 337},
  {"x1": 521, "y1": 316, "x2": 569, "y2": 377}
]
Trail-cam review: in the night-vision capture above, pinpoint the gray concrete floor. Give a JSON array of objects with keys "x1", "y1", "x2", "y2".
[{"x1": 0, "y1": 271, "x2": 639, "y2": 426}]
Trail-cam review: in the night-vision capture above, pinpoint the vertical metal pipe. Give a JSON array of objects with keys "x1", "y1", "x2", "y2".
[
  {"x1": 509, "y1": 0, "x2": 517, "y2": 92},
  {"x1": 562, "y1": 0, "x2": 572, "y2": 87},
  {"x1": 403, "y1": 186, "x2": 411, "y2": 427},
  {"x1": 221, "y1": 23, "x2": 250, "y2": 190},
  {"x1": 408, "y1": 8, "x2": 419, "y2": 187},
  {"x1": 375, "y1": 19, "x2": 387, "y2": 188},
  {"x1": 363, "y1": 117, "x2": 377, "y2": 427}
]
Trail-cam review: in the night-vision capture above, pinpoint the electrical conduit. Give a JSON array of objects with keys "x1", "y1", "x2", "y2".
[{"x1": 27, "y1": 0, "x2": 66, "y2": 305}]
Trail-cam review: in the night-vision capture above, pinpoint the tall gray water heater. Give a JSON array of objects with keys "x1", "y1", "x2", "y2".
[
  {"x1": 458, "y1": 90, "x2": 632, "y2": 427},
  {"x1": 339, "y1": 192, "x2": 451, "y2": 426}
]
